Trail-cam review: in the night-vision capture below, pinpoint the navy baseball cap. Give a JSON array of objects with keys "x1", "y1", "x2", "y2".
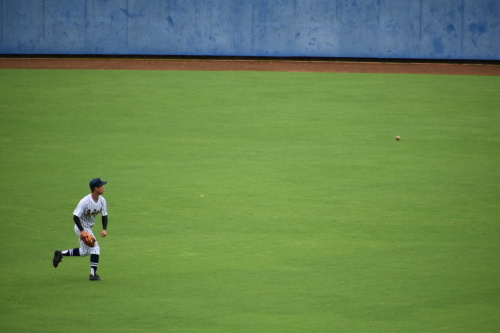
[{"x1": 89, "y1": 178, "x2": 108, "y2": 190}]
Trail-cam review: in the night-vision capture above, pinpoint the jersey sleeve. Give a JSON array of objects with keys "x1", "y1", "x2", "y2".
[
  {"x1": 73, "y1": 197, "x2": 86, "y2": 217},
  {"x1": 101, "y1": 197, "x2": 108, "y2": 216}
]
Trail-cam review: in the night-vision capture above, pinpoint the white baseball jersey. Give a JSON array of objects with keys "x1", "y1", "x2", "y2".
[{"x1": 73, "y1": 194, "x2": 108, "y2": 229}]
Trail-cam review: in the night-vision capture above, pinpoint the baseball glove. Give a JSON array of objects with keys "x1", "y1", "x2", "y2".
[{"x1": 80, "y1": 231, "x2": 96, "y2": 247}]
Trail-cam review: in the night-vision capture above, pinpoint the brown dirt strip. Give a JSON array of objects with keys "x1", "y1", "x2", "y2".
[{"x1": 0, "y1": 57, "x2": 499, "y2": 75}]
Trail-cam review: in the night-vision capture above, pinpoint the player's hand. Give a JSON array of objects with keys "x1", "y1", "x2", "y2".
[{"x1": 101, "y1": 230, "x2": 107, "y2": 237}]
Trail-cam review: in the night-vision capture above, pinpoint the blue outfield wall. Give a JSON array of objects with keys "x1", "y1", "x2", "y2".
[{"x1": 0, "y1": 0, "x2": 499, "y2": 60}]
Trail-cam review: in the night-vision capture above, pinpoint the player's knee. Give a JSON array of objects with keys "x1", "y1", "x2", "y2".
[
  {"x1": 91, "y1": 246, "x2": 100, "y2": 255},
  {"x1": 79, "y1": 247, "x2": 89, "y2": 256}
]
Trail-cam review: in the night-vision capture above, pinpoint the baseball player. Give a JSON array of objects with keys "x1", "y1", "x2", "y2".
[{"x1": 53, "y1": 178, "x2": 109, "y2": 281}]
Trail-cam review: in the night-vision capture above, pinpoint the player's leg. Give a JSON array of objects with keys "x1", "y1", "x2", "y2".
[
  {"x1": 89, "y1": 238, "x2": 102, "y2": 281},
  {"x1": 62, "y1": 247, "x2": 81, "y2": 256},
  {"x1": 53, "y1": 225, "x2": 89, "y2": 268}
]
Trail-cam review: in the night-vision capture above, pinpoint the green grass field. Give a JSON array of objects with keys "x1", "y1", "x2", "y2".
[{"x1": 1, "y1": 68, "x2": 499, "y2": 332}]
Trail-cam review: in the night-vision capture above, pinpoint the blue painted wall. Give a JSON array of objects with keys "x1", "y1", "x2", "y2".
[{"x1": 1, "y1": 0, "x2": 498, "y2": 60}]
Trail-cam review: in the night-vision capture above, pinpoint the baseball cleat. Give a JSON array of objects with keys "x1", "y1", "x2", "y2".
[
  {"x1": 89, "y1": 274, "x2": 103, "y2": 281},
  {"x1": 53, "y1": 250, "x2": 63, "y2": 268}
]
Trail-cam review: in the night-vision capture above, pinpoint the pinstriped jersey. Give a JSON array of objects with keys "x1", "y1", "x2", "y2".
[{"x1": 73, "y1": 194, "x2": 108, "y2": 229}]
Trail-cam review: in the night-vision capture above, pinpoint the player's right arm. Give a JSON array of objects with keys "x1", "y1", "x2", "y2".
[{"x1": 73, "y1": 215, "x2": 84, "y2": 231}]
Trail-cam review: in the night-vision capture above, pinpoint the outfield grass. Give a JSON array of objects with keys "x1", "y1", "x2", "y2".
[{"x1": 0, "y1": 68, "x2": 499, "y2": 332}]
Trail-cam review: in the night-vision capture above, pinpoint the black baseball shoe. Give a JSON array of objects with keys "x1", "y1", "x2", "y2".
[
  {"x1": 53, "y1": 250, "x2": 63, "y2": 268},
  {"x1": 89, "y1": 274, "x2": 103, "y2": 281}
]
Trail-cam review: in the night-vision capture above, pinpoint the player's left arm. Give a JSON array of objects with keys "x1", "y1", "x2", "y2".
[
  {"x1": 101, "y1": 215, "x2": 108, "y2": 237},
  {"x1": 101, "y1": 198, "x2": 108, "y2": 237}
]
